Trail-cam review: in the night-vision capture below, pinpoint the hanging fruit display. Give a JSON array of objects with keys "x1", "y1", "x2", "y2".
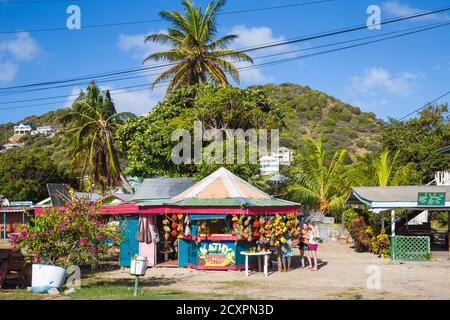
[{"x1": 162, "y1": 216, "x2": 170, "y2": 241}]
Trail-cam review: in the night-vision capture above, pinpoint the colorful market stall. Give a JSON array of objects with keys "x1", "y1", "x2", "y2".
[{"x1": 102, "y1": 167, "x2": 301, "y2": 271}]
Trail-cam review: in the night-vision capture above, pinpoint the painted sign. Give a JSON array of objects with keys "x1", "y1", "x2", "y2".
[
  {"x1": 417, "y1": 192, "x2": 445, "y2": 206},
  {"x1": 9, "y1": 201, "x2": 33, "y2": 207},
  {"x1": 197, "y1": 242, "x2": 235, "y2": 267}
]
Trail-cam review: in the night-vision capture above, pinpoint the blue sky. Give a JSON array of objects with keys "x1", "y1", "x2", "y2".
[{"x1": 0, "y1": 0, "x2": 449, "y2": 123}]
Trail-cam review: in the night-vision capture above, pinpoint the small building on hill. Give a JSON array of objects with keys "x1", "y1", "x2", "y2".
[{"x1": 14, "y1": 123, "x2": 35, "y2": 135}]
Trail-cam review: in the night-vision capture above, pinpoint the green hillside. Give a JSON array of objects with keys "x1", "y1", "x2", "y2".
[
  {"x1": 0, "y1": 108, "x2": 73, "y2": 173},
  {"x1": 1, "y1": 83, "x2": 383, "y2": 169},
  {"x1": 254, "y1": 83, "x2": 383, "y2": 157}
]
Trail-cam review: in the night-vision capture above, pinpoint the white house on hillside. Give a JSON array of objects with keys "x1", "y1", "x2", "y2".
[
  {"x1": 31, "y1": 125, "x2": 57, "y2": 135},
  {"x1": 14, "y1": 123, "x2": 35, "y2": 135},
  {"x1": 260, "y1": 155, "x2": 280, "y2": 175},
  {"x1": 259, "y1": 147, "x2": 294, "y2": 175}
]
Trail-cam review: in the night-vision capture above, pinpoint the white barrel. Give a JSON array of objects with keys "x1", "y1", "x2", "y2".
[{"x1": 31, "y1": 264, "x2": 67, "y2": 293}]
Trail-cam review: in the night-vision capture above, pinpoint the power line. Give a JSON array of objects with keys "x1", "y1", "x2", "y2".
[
  {"x1": 4, "y1": 21, "x2": 443, "y2": 105},
  {"x1": 0, "y1": 18, "x2": 450, "y2": 110},
  {"x1": 396, "y1": 91, "x2": 450, "y2": 121},
  {"x1": 1, "y1": 6, "x2": 448, "y2": 95},
  {"x1": 0, "y1": 0, "x2": 337, "y2": 34},
  {"x1": 240, "y1": 6, "x2": 450, "y2": 53}
]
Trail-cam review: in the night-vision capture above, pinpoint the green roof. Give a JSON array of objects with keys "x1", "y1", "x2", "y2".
[{"x1": 136, "y1": 197, "x2": 299, "y2": 208}]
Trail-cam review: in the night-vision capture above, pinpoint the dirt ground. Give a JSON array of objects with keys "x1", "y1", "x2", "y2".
[{"x1": 97, "y1": 242, "x2": 450, "y2": 300}]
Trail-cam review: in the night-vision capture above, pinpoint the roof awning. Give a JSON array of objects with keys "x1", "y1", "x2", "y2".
[{"x1": 346, "y1": 185, "x2": 450, "y2": 210}]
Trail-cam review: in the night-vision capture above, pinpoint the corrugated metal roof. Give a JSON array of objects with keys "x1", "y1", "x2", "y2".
[
  {"x1": 132, "y1": 178, "x2": 196, "y2": 201},
  {"x1": 349, "y1": 186, "x2": 450, "y2": 202},
  {"x1": 346, "y1": 185, "x2": 450, "y2": 209}
]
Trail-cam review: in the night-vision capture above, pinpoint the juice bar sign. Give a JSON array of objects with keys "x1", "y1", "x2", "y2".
[
  {"x1": 417, "y1": 192, "x2": 446, "y2": 206},
  {"x1": 198, "y1": 242, "x2": 235, "y2": 267}
]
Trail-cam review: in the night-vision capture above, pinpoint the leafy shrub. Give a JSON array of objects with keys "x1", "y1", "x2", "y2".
[
  {"x1": 347, "y1": 217, "x2": 370, "y2": 251},
  {"x1": 12, "y1": 190, "x2": 120, "y2": 267},
  {"x1": 343, "y1": 208, "x2": 359, "y2": 228},
  {"x1": 366, "y1": 226, "x2": 390, "y2": 257}
]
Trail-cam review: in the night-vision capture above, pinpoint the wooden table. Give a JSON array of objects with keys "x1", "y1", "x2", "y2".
[{"x1": 240, "y1": 251, "x2": 271, "y2": 277}]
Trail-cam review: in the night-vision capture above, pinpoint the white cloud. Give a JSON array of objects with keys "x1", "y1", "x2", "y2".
[
  {"x1": 109, "y1": 86, "x2": 164, "y2": 116},
  {"x1": 382, "y1": 1, "x2": 449, "y2": 22},
  {"x1": 0, "y1": 32, "x2": 40, "y2": 61},
  {"x1": 65, "y1": 85, "x2": 165, "y2": 116},
  {"x1": 229, "y1": 25, "x2": 299, "y2": 84},
  {"x1": 0, "y1": 60, "x2": 18, "y2": 82},
  {"x1": 348, "y1": 67, "x2": 421, "y2": 96},
  {"x1": 0, "y1": 32, "x2": 41, "y2": 82},
  {"x1": 117, "y1": 31, "x2": 169, "y2": 61}
]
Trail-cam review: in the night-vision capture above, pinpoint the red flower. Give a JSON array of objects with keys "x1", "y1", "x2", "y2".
[
  {"x1": 172, "y1": 222, "x2": 178, "y2": 229},
  {"x1": 171, "y1": 214, "x2": 178, "y2": 221},
  {"x1": 171, "y1": 230, "x2": 178, "y2": 237}
]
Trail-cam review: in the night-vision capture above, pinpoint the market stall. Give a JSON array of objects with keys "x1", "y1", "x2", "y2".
[
  {"x1": 101, "y1": 167, "x2": 301, "y2": 271},
  {"x1": 162, "y1": 167, "x2": 301, "y2": 271}
]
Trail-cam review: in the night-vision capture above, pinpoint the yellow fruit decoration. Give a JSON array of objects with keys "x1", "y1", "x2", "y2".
[{"x1": 178, "y1": 214, "x2": 183, "y2": 220}]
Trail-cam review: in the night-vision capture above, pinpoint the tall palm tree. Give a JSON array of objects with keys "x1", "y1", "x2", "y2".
[
  {"x1": 61, "y1": 82, "x2": 134, "y2": 191},
  {"x1": 287, "y1": 137, "x2": 349, "y2": 214},
  {"x1": 144, "y1": 0, "x2": 253, "y2": 93},
  {"x1": 349, "y1": 150, "x2": 413, "y2": 187}
]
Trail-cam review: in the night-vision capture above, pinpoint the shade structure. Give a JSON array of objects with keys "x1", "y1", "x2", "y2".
[
  {"x1": 168, "y1": 167, "x2": 299, "y2": 212},
  {"x1": 174, "y1": 167, "x2": 270, "y2": 200}
]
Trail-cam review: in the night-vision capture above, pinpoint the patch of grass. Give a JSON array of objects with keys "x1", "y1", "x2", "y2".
[
  {"x1": 0, "y1": 290, "x2": 43, "y2": 300},
  {"x1": 327, "y1": 287, "x2": 364, "y2": 300},
  {"x1": 0, "y1": 276, "x2": 252, "y2": 300},
  {"x1": 211, "y1": 280, "x2": 254, "y2": 290}
]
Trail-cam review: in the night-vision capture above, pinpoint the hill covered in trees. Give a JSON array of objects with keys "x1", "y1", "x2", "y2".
[{"x1": 253, "y1": 83, "x2": 383, "y2": 157}]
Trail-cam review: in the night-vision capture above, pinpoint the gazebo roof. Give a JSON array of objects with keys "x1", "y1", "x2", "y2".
[{"x1": 171, "y1": 167, "x2": 299, "y2": 208}]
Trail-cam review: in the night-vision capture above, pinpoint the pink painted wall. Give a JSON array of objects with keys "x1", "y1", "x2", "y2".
[
  {"x1": 139, "y1": 241, "x2": 156, "y2": 267},
  {"x1": 138, "y1": 216, "x2": 157, "y2": 267}
]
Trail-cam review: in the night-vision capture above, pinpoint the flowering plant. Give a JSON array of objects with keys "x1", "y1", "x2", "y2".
[{"x1": 12, "y1": 190, "x2": 120, "y2": 268}]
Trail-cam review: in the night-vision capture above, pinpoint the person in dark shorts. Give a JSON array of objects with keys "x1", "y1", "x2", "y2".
[{"x1": 299, "y1": 223, "x2": 311, "y2": 269}]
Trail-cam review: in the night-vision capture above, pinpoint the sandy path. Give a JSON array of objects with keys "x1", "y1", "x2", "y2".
[{"x1": 98, "y1": 242, "x2": 450, "y2": 300}]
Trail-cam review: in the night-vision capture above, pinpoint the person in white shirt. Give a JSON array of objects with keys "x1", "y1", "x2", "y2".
[{"x1": 307, "y1": 222, "x2": 319, "y2": 271}]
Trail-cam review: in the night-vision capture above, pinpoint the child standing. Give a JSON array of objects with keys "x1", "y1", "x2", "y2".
[{"x1": 281, "y1": 236, "x2": 293, "y2": 272}]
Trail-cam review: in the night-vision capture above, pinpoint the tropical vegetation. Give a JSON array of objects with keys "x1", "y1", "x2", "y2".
[
  {"x1": 60, "y1": 81, "x2": 135, "y2": 191},
  {"x1": 12, "y1": 190, "x2": 120, "y2": 268},
  {"x1": 144, "y1": 0, "x2": 253, "y2": 93},
  {"x1": 286, "y1": 137, "x2": 349, "y2": 215},
  {"x1": 116, "y1": 84, "x2": 283, "y2": 180}
]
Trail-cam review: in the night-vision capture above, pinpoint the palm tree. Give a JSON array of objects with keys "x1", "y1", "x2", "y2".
[
  {"x1": 144, "y1": 0, "x2": 253, "y2": 93},
  {"x1": 287, "y1": 137, "x2": 350, "y2": 214},
  {"x1": 61, "y1": 82, "x2": 134, "y2": 191},
  {"x1": 348, "y1": 150, "x2": 413, "y2": 187}
]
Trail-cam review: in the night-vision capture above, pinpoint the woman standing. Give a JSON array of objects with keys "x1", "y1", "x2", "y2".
[
  {"x1": 307, "y1": 222, "x2": 319, "y2": 271},
  {"x1": 299, "y1": 223, "x2": 311, "y2": 269}
]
